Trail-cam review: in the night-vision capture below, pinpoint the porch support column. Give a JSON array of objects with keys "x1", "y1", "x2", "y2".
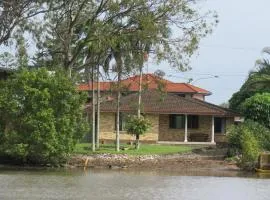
[
  {"x1": 184, "y1": 114, "x2": 188, "y2": 142},
  {"x1": 211, "y1": 116, "x2": 215, "y2": 143}
]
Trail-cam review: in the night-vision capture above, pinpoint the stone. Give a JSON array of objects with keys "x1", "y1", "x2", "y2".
[{"x1": 258, "y1": 153, "x2": 270, "y2": 170}]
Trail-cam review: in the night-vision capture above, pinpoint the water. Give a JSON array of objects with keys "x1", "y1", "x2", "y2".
[{"x1": 0, "y1": 168, "x2": 269, "y2": 200}]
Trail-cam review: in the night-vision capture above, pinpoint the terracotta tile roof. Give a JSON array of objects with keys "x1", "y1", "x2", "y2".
[
  {"x1": 78, "y1": 73, "x2": 211, "y2": 95},
  {"x1": 87, "y1": 91, "x2": 240, "y2": 117},
  {"x1": 182, "y1": 83, "x2": 211, "y2": 95},
  {"x1": 122, "y1": 73, "x2": 174, "y2": 84},
  {"x1": 79, "y1": 82, "x2": 113, "y2": 91}
]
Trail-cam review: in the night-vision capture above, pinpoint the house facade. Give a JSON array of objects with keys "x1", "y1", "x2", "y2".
[
  {"x1": 87, "y1": 91, "x2": 239, "y2": 144},
  {"x1": 80, "y1": 74, "x2": 241, "y2": 144}
]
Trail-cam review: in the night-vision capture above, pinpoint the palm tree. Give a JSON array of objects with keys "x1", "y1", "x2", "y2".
[
  {"x1": 246, "y1": 47, "x2": 270, "y2": 91},
  {"x1": 103, "y1": 47, "x2": 124, "y2": 152},
  {"x1": 229, "y1": 47, "x2": 270, "y2": 111}
]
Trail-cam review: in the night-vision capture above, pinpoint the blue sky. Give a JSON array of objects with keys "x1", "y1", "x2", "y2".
[{"x1": 148, "y1": 0, "x2": 270, "y2": 104}]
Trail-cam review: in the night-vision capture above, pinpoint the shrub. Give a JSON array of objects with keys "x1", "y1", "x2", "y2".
[
  {"x1": 228, "y1": 119, "x2": 270, "y2": 155},
  {"x1": 240, "y1": 130, "x2": 260, "y2": 170},
  {"x1": 242, "y1": 93, "x2": 270, "y2": 129},
  {"x1": 0, "y1": 68, "x2": 89, "y2": 164},
  {"x1": 125, "y1": 115, "x2": 151, "y2": 149},
  {"x1": 227, "y1": 120, "x2": 267, "y2": 170}
]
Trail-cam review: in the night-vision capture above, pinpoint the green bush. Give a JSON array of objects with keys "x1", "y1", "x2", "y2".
[
  {"x1": 227, "y1": 120, "x2": 267, "y2": 170},
  {"x1": 242, "y1": 93, "x2": 270, "y2": 129},
  {"x1": 0, "y1": 68, "x2": 89, "y2": 164},
  {"x1": 227, "y1": 126, "x2": 242, "y2": 157},
  {"x1": 228, "y1": 120, "x2": 270, "y2": 155},
  {"x1": 125, "y1": 115, "x2": 151, "y2": 149},
  {"x1": 125, "y1": 116, "x2": 151, "y2": 136},
  {"x1": 240, "y1": 130, "x2": 260, "y2": 170}
]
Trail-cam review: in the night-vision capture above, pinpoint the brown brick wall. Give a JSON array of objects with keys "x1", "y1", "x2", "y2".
[
  {"x1": 99, "y1": 112, "x2": 234, "y2": 143},
  {"x1": 214, "y1": 117, "x2": 234, "y2": 143},
  {"x1": 158, "y1": 115, "x2": 234, "y2": 143},
  {"x1": 99, "y1": 113, "x2": 159, "y2": 143},
  {"x1": 158, "y1": 115, "x2": 212, "y2": 142}
]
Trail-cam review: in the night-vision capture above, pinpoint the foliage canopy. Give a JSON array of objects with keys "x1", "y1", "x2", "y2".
[
  {"x1": 242, "y1": 93, "x2": 270, "y2": 129},
  {"x1": 125, "y1": 116, "x2": 151, "y2": 137},
  {"x1": 33, "y1": 0, "x2": 217, "y2": 74},
  {"x1": 125, "y1": 115, "x2": 151, "y2": 149},
  {"x1": 229, "y1": 48, "x2": 270, "y2": 112},
  {"x1": 227, "y1": 120, "x2": 269, "y2": 170},
  {"x1": 0, "y1": 68, "x2": 88, "y2": 164}
]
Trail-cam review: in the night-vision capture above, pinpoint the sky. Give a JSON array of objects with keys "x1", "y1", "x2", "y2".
[
  {"x1": 147, "y1": 0, "x2": 270, "y2": 104},
  {"x1": 1, "y1": 0, "x2": 269, "y2": 105}
]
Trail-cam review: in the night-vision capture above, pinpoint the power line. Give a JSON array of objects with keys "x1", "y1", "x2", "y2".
[
  {"x1": 168, "y1": 73, "x2": 247, "y2": 78},
  {"x1": 200, "y1": 44, "x2": 262, "y2": 52},
  {"x1": 169, "y1": 67, "x2": 248, "y2": 77}
]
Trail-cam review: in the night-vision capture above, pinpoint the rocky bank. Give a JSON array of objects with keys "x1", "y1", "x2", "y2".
[{"x1": 68, "y1": 151, "x2": 239, "y2": 172}]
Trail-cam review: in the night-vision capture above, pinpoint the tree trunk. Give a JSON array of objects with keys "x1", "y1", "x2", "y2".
[
  {"x1": 135, "y1": 134, "x2": 140, "y2": 150},
  {"x1": 136, "y1": 65, "x2": 143, "y2": 149},
  {"x1": 65, "y1": 8, "x2": 74, "y2": 77},
  {"x1": 137, "y1": 66, "x2": 143, "y2": 118},
  {"x1": 96, "y1": 65, "x2": 100, "y2": 149},
  {"x1": 91, "y1": 66, "x2": 96, "y2": 152},
  {"x1": 116, "y1": 70, "x2": 121, "y2": 152}
]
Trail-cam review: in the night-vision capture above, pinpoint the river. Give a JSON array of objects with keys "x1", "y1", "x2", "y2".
[{"x1": 0, "y1": 167, "x2": 269, "y2": 200}]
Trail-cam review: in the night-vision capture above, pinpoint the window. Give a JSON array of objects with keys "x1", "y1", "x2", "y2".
[
  {"x1": 169, "y1": 115, "x2": 199, "y2": 129},
  {"x1": 115, "y1": 113, "x2": 127, "y2": 131},
  {"x1": 215, "y1": 117, "x2": 226, "y2": 134},
  {"x1": 169, "y1": 115, "x2": 185, "y2": 129},
  {"x1": 188, "y1": 115, "x2": 199, "y2": 129},
  {"x1": 178, "y1": 94, "x2": 185, "y2": 97}
]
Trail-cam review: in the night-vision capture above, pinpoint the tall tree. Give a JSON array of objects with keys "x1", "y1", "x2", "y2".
[
  {"x1": 96, "y1": 65, "x2": 101, "y2": 149},
  {"x1": 91, "y1": 63, "x2": 96, "y2": 152},
  {"x1": 242, "y1": 93, "x2": 270, "y2": 129},
  {"x1": 230, "y1": 47, "x2": 270, "y2": 111},
  {"x1": 0, "y1": 0, "x2": 59, "y2": 45},
  {"x1": 14, "y1": 30, "x2": 29, "y2": 68},
  {"x1": 33, "y1": 0, "x2": 105, "y2": 73},
  {"x1": 0, "y1": 68, "x2": 88, "y2": 164},
  {"x1": 32, "y1": 0, "x2": 217, "y2": 151},
  {"x1": 83, "y1": 50, "x2": 101, "y2": 152},
  {"x1": 248, "y1": 48, "x2": 270, "y2": 89},
  {"x1": 34, "y1": 0, "x2": 217, "y2": 73}
]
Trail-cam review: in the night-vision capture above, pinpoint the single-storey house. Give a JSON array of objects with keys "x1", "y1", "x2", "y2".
[{"x1": 79, "y1": 74, "x2": 241, "y2": 144}]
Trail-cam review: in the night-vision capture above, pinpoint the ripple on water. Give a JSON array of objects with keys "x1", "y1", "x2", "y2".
[{"x1": 0, "y1": 168, "x2": 269, "y2": 200}]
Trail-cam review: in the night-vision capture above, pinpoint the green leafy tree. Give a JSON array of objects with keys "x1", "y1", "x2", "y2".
[
  {"x1": 0, "y1": 68, "x2": 88, "y2": 164},
  {"x1": 0, "y1": 1, "x2": 60, "y2": 45},
  {"x1": 227, "y1": 120, "x2": 264, "y2": 170},
  {"x1": 230, "y1": 47, "x2": 270, "y2": 111},
  {"x1": 240, "y1": 130, "x2": 260, "y2": 170},
  {"x1": 34, "y1": 0, "x2": 217, "y2": 73},
  {"x1": 33, "y1": 0, "x2": 217, "y2": 152},
  {"x1": 15, "y1": 31, "x2": 29, "y2": 68},
  {"x1": 242, "y1": 93, "x2": 270, "y2": 129},
  {"x1": 125, "y1": 115, "x2": 151, "y2": 150},
  {"x1": 228, "y1": 120, "x2": 270, "y2": 155}
]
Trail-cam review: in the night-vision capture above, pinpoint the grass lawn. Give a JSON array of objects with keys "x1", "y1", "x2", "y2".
[{"x1": 74, "y1": 143, "x2": 195, "y2": 155}]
